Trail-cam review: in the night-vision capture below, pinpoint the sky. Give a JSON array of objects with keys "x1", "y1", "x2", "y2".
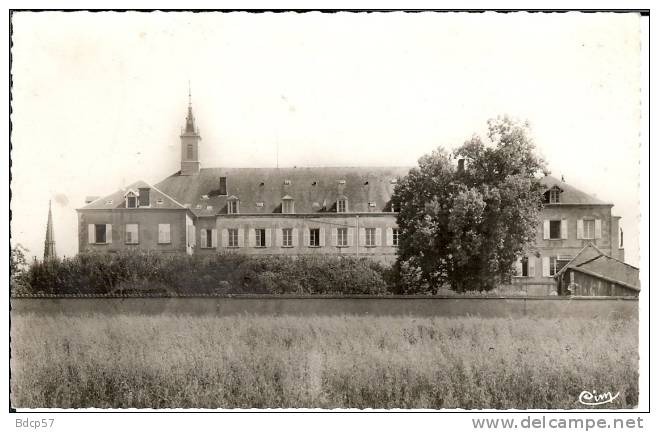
[{"x1": 10, "y1": 11, "x2": 642, "y2": 266}]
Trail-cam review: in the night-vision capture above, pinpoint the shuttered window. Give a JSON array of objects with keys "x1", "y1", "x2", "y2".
[
  {"x1": 158, "y1": 224, "x2": 171, "y2": 244},
  {"x1": 337, "y1": 228, "x2": 348, "y2": 247},
  {"x1": 309, "y1": 228, "x2": 320, "y2": 247},
  {"x1": 125, "y1": 224, "x2": 139, "y2": 244}
]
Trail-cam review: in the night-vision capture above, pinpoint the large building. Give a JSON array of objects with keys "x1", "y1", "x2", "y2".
[{"x1": 77, "y1": 99, "x2": 626, "y2": 283}]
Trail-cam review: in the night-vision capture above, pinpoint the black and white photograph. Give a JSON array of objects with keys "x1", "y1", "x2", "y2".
[{"x1": 5, "y1": 6, "x2": 653, "y2": 431}]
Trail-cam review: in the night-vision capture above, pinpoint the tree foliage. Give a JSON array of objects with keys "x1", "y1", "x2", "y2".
[{"x1": 392, "y1": 116, "x2": 546, "y2": 292}]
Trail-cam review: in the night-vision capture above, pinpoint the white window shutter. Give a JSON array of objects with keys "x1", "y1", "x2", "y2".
[
  {"x1": 248, "y1": 229, "x2": 255, "y2": 247},
  {"x1": 515, "y1": 257, "x2": 523, "y2": 276},
  {"x1": 158, "y1": 224, "x2": 164, "y2": 243},
  {"x1": 221, "y1": 229, "x2": 228, "y2": 247},
  {"x1": 375, "y1": 228, "x2": 382, "y2": 246},
  {"x1": 386, "y1": 227, "x2": 393, "y2": 246},
  {"x1": 561, "y1": 219, "x2": 568, "y2": 239},
  {"x1": 348, "y1": 228, "x2": 355, "y2": 247},
  {"x1": 543, "y1": 220, "x2": 550, "y2": 240},
  {"x1": 542, "y1": 257, "x2": 550, "y2": 277},
  {"x1": 577, "y1": 219, "x2": 584, "y2": 239},
  {"x1": 292, "y1": 228, "x2": 299, "y2": 247},
  {"x1": 200, "y1": 229, "x2": 207, "y2": 248},
  {"x1": 303, "y1": 228, "x2": 310, "y2": 247},
  {"x1": 265, "y1": 228, "x2": 272, "y2": 247},
  {"x1": 275, "y1": 229, "x2": 282, "y2": 246},
  {"x1": 319, "y1": 228, "x2": 326, "y2": 247},
  {"x1": 106, "y1": 224, "x2": 112, "y2": 244},
  {"x1": 211, "y1": 229, "x2": 218, "y2": 248},
  {"x1": 331, "y1": 228, "x2": 338, "y2": 246},
  {"x1": 359, "y1": 228, "x2": 366, "y2": 246},
  {"x1": 238, "y1": 228, "x2": 245, "y2": 247},
  {"x1": 595, "y1": 219, "x2": 602, "y2": 239},
  {"x1": 529, "y1": 257, "x2": 536, "y2": 277}
]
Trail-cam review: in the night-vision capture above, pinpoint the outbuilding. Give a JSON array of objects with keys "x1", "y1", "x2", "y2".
[{"x1": 555, "y1": 243, "x2": 639, "y2": 296}]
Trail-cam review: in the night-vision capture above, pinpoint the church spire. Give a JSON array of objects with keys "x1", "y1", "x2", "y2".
[
  {"x1": 43, "y1": 200, "x2": 56, "y2": 261},
  {"x1": 185, "y1": 81, "x2": 196, "y2": 134}
]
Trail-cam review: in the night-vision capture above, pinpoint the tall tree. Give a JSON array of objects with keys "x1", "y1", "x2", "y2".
[{"x1": 392, "y1": 116, "x2": 546, "y2": 292}]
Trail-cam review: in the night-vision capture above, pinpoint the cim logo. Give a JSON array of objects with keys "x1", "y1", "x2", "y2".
[{"x1": 578, "y1": 390, "x2": 620, "y2": 406}]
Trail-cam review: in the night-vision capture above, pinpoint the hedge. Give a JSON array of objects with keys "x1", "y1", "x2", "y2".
[{"x1": 14, "y1": 252, "x2": 392, "y2": 296}]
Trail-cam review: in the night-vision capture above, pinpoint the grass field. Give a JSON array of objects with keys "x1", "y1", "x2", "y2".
[{"x1": 10, "y1": 313, "x2": 638, "y2": 409}]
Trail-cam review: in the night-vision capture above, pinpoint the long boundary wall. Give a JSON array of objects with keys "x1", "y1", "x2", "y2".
[{"x1": 11, "y1": 296, "x2": 638, "y2": 319}]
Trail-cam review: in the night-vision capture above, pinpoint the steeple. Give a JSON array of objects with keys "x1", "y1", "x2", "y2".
[
  {"x1": 180, "y1": 83, "x2": 202, "y2": 176},
  {"x1": 185, "y1": 81, "x2": 196, "y2": 134},
  {"x1": 43, "y1": 200, "x2": 56, "y2": 261}
]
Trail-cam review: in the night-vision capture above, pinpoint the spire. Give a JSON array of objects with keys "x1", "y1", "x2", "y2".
[
  {"x1": 184, "y1": 81, "x2": 196, "y2": 134},
  {"x1": 43, "y1": 200, "x2": 56, "y2": 261}
]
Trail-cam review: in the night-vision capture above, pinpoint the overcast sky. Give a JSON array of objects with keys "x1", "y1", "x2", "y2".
[{"x1": 10, "y1": 11, "x2": 642, "y2": 265}]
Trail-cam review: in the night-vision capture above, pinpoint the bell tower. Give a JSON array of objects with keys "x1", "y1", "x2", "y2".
[{"x1": 180, "y1": 84, "x2": 201, "y2": 176}]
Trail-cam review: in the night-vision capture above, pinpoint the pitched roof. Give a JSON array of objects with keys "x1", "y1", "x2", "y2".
[
  {"x1": 539, "y1": 175, "x2": 610, "y2": 205},
  {"x1": 555, "y1": 243, "x2": 640, "y2": 291},
  {"x1": 155, "y1": 166, "x2": 411, "y2": 216},
  {"x1": 78, "y1": 180, "x2": 187, "y2": 210}
]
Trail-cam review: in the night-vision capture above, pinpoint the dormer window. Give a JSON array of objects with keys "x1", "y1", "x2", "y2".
[
  {"x1": 545, "y1": 186, "x2": 562, "y2": 204},
  {"x1": 549, "y1": 188, "x2": 560, "y2": 203},
  {"x1": 284, "y1": 179, "x2": 292, "y2": 186},
  {"x1": 227, "y1": 196, "x2": 240, "y2": 214},
  {"x1": 282, "y1": 196, "x2": 295, "y2": 214},
  {"x1": 125, "y1": 190, "x2": 138, "y2": 208},
  {"x1": 138, "y1": 188, "x2": 150, "y2": 207},
  {"x1": 337, "y1": 197, "x2": 348, "y2": 213}
]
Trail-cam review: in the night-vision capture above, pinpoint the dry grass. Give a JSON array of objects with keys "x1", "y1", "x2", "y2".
[{"x1": 10, "y1": 313, "x2": 638, "y2": 409}]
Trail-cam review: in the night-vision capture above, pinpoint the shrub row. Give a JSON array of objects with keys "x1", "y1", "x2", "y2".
[{"x1": 13, "y1": 252, "x2": 392, "y2": 296}]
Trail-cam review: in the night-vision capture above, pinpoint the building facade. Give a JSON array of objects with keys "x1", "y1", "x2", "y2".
[{"x1": 77, "y1": 100, "x2": 626, "y2": 276}]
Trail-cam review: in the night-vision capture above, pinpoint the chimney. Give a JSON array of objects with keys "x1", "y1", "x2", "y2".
[{"x1": 457, "y1": 158, "x2": 465, "y2": 173}]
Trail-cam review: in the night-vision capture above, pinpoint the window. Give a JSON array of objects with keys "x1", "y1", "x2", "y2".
[
  {"x1": 337, "y1": 198, "x2": 348, "y2": 213},
  {"x1": 282, "y1": 198, "x2": 295, "y2": 214},
  {"x1": 284, "y1": 179, "x2": 291, "y2": 185},
  {"x1": 227, "y1": 198, "x2": 239, "y2": 214},
  {"x1": 282, "y1": 228, "x2": 293, "y2": 247},
  {"x1": 549, "y1": 256, "x2": 570, "y2": 276},
  {"x1": 309, "y1": 228, "x2": 320, "y2": 247},
  {"x1": 549, "y1": 188, "x2": 560, "y2": 203},
  {"x1": 126, "y1": 193, "x2": 137, "y2": 209},
  {"x1": 156, "y1": 198, "x2": 164, "y2": 205},
  {"x1": 583, "y1": 219, "x2": 596, "y2": 239},
  {"x1": 392, "y1": 228, "x2": 400, "y2": 246},
  {"x1": 138, "y1": 188, "x2": 150, "y2": 207},
  {"x1": 390, "y1": 201, "x2": 400, "y2": 213},
  {"x1": 255, "y1": 229, "x2": 266, "y2": 247},
  {"x1": 549, "y1": 220, "x2": 561, "y2": 239},
  {"x1": 158, "y1": 224, "x2": 171, "y2": 244},
  {"x1": 337, "y1": 228, "x2": 348, "y2": 247},
  {"x1": 219, "y1": 177, "x2": 227, "y2": 196},
  {"x1": 205, "y1": 229, "x2": 213, "y2": 248},
  {"x1": 94, "y1": 224, "x2": 107, "y2": 244},
  {"x1": 365, "y1": 228, "x2": 376, "y2": 247},
  {"x1": 228, "y1": 229, "x2": 239, "y2": 247},
  {"x1": 521, "y1": 258, "x2": 529, "y2": 277},
  {"x1": 125, "y1": 224, "x2": 139, "y2": 244},
  {"x1": 187, "y1": 144, "x2": 194, "y2": 160}
]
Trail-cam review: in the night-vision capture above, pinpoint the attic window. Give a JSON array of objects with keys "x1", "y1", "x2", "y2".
[
  {"x1": 256, "y1": 202, "x2": 264, "y2": 208},
  {"x1": 219, "y1": 177, "x2": 227, "y2": 196},
  {"x1": 259, "y1": 182, "x2": 265, "y2": 187},
  {"x1": 549, "y1": 188, "x2": 560, "y2": 203},
  {"x1": 364, "y1": 181, "x2": 369, "y2": 185},
  {"x1": 338, "y1": 180, "x2": 346, "y2": 185},
  {"x1": 337, "y1": 198, "x2": 348, "y2": 213},
  {"x1": 368, "y1": 202, "x2": 376, "y2": 208},
  {"x1": 312, "y1": 181, "x2": 317, "y2": 186},
  {"x1": 125, "y1": 191, "x2": 138, "y2": 209},
  {"x1": 227, "y1": 196, "x2": 240, "y2": 214},
  {"x1": 284, "y1": 180, "x2": 292, "y2": 186},
  {"x1": 282, "y1": 196, "x2": 295, "y2": 214},
  {"x1": 390, "y1": 179, "x2": 398, "y2": 184},
  {"x1": 105, "y1": 199, "x2": 113, "y2": 205},
  {"x1": 138, "y1": 188, "x2": 150, "y2": 207},
  {"x1": 156, "y1": 199, "x2": 164, "y2": 205}
]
